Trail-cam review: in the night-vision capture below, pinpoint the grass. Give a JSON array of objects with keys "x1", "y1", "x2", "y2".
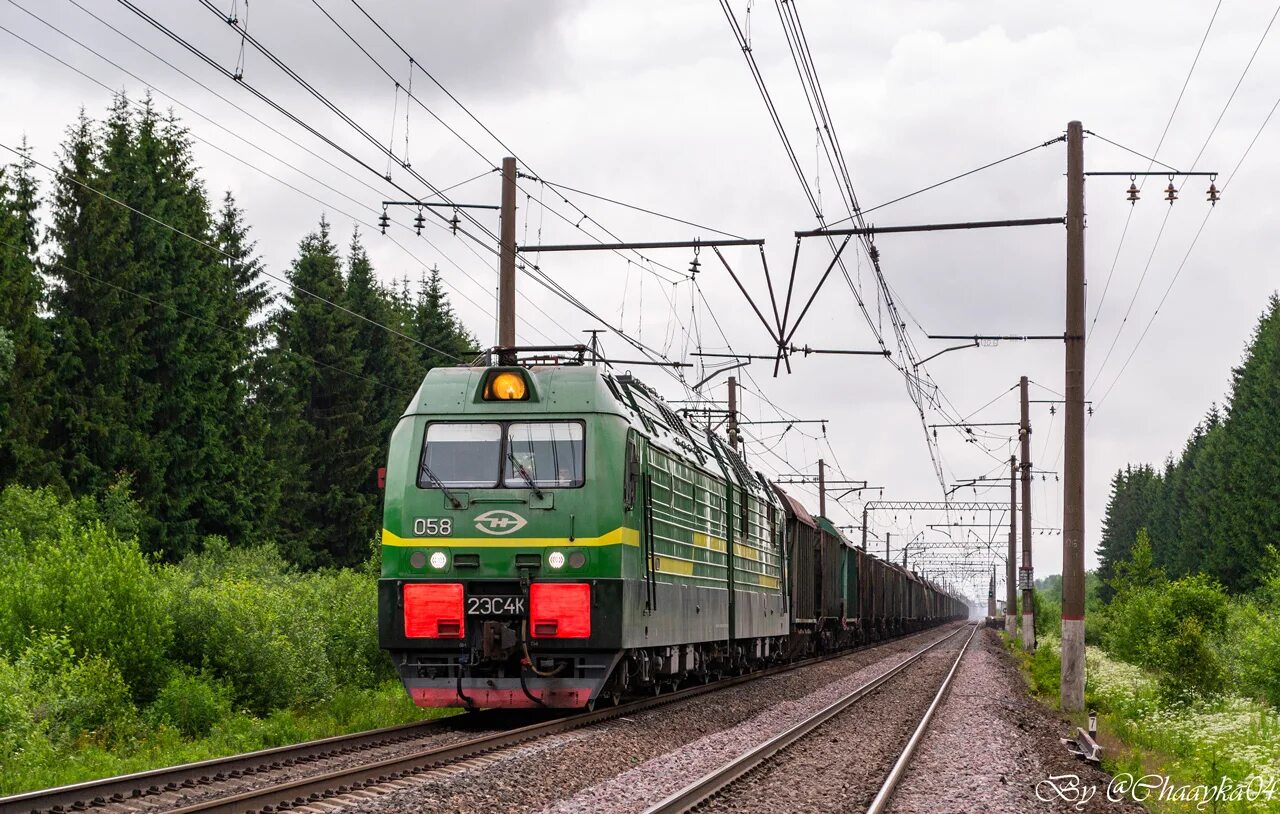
[
  {"x1": 1007, "y1": 633, "x2": 1280, "y2": 813},
  {"x1": 1, "y1": 681, "x2": 457, "y2": 796}
]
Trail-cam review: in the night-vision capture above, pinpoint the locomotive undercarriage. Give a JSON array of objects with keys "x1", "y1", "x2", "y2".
[
  {"x1": 395, "y1": 617, "x2": 944, "y2": 710},
  {"x1": 395, "y1": 629, "x2": 798, "y2": 709}
]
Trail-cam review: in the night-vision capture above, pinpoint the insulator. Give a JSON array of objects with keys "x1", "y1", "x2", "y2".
[
  {"x1": 449, "y1": 211, "x2": 461, "y2": 235},
  {"x1": 1126, "y1": 182, "x2": 1140, "y2": 204},
  {"x1": 378, "y1": 208, "x2": 390, "y2": 235},
  {"x1": 1164, "y1": 181, "x2": 1178, "y2": 204},
  {"x1": 689, "y1": 256, "x2": 700, "y2": 276},
  {"x1": 1207, "y1": 182, "x2": 1220, "y2": 206},
  {"x1": 413, "y1": 209, "x2": 426, "y2": 235}
]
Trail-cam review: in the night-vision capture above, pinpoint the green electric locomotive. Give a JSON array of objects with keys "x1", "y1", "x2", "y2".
[{"x1": 378, "y1": 360, "x2": 788, "y2": 708}]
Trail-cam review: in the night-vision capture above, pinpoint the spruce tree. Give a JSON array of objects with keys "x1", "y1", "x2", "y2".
[
  {"x1": 341, "y1": 231, "x2": 404, "y2": 560},
  {"x1": 0, "y1": 141, "x2": 56, "y2": 486},
  {"x1": 1215, "y1": 296, "x2": 1280, "y2": 591},
  {"x1": 262, "y1": 218, "x2": 373, "y2": 566},
  {"x1": 213, "y1": 191, "x2": 275, "y2": 543},
  {"x1": 46, "y1": 101, "x2": 149, "y2": 506},
  {"x1": 46, "y1": 97, "x2": 251, "y2": 557},
  {"x1": 414, "y1": 266, "x2": 477, "y2": 371}
]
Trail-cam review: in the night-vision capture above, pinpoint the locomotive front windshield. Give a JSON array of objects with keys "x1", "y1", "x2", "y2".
[
  {"x1": 420, "y1": 423, "x2": 502, "y2": 487},
  {"x1": 504, "y1": 422, "x2": 584, "y2": 488},
  {"x1": 419, "y1": 421, "x2": 584, "y2": 489}
]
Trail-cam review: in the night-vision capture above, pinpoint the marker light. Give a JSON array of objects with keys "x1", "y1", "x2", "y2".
[
  {"x1": 429, "y1": 551, "x2": 447, "y2": 569},
  {"x1": 547, "y1": 551, "x2": 566, "y2": 569},
  {"x1": 530, "y1": 582, "x2": 591, "y2": 639},
  {"x1": 483, "y1": 370, "x2": 528, "y2": 401},
  {"x1": 403, "y1": 583, "x2": 463, "y2": 638}
]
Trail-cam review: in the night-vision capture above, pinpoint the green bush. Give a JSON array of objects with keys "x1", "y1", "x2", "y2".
[
  {"x1": 1033, "y1": 589, "x2": 1061, "y2": 639},
  {"x1": 167, "y1": 572, "x2": 335, "y2": 714},
  {"x1": 0, "y1": 653, "x2": 37, "y2": 756},
  {"x1": 0, "y1": 485, "x2": 416, "y2": 793},
  {"x1": 0, "y1": 518, "x2": 172, "y2": 698},
  {"x1": 1225, "y1": 593, "x2": 1280, "y2": 706},
  {"x1": 1028, "y1": 641, "x2": 1061, "y2": 696},
  {"x1": 1103, "y1": 574, "x2": 1229, "y2": 699},
  {"x1": 11, "y1": 631, "x2": 135, "y2": 746},
  {"x1": 148, "y1": 672, "x2": 232, "y2": 738},
  {"x1": 0, "y1": 485, "x2": 78, "y2": 561},
  {"x1": 298, "y1": 569, "x2": 392, "y2": 690},
  {"x1": 0, "y1": 482, "x2": 142, "y2": 561},
  {"x1": 44, "y1": 655, "x2": 136, "y2": 745},
  {"x1": 176, "y1": 536, "x2": 294, "y2": 586},
  {"x1": 1157, "y1": 616, "x2": 1224, "y2": 703}
]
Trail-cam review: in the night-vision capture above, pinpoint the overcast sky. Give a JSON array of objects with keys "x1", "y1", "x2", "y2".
[{"x1": 2, "y1": 1, "x2": 1276, "y2": 601}]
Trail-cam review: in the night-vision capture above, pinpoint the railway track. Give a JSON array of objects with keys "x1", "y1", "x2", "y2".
[
  {"x1": 0, "y1": 625, "x2": 960, "y2": 814},
  {"x1": 0, "y1": 711, "x2": 518, "y2": 814},
  {"x1": 864, "y1": 623, "x2": 980, "y2": 814},
  {"x1": 641, "y1": 623, "x2": 979, "y2": 814}
]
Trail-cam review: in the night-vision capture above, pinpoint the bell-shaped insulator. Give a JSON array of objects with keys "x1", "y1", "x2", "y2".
[
  {"x1": 1207, "y1": 182, "x2": 1220, "y2": 206},
  {"x1": 378, "y1": 209, "x2": 390, "y2": 234},
  {"x1": 1126, "y1": 182, "x2": 1140, "y2": 204},
  {"x1": 413, "y1": 209, "x2": 426, "y2": 235},
  {"x1": 688, "y1": 256, "x2": 701, "y2": 276},
  {"x1": 1164, "y1": 181, "x2": 1178, "y2": 204},
  {"x1": 449, "y1": 211, "x2": 461, "y2": 235}
]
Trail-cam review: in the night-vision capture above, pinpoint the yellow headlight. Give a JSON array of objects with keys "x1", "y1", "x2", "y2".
[{"x1": 485, "y1": 371, "x2": 528, "y2": 400}]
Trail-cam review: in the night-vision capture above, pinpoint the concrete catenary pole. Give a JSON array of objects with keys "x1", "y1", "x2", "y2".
[
  {"x1": 988, "y1": 566, "x2": 996, "y2": 619},
  {"x1": 1019, "y1": 375, "x2": 1036, "y2": 650},
  {"x1": 860, "y1": 504, "x2": 868, "y2": 551},
  {"x1": 727, "y1": 375, "x2": 739, "y2": 451},
  {"x1": 497, "y1": 156, "x2": 518, "y2": 362},
  {"x1": 818, "y1": 458, "x2": 826, "y2": 518},
  {"x1": 1061, "y1": 121, "x2": 1087, "y2": 711},
  {"x1": 1006, "y1": 455, "x2": 1017, "y2": 636}
]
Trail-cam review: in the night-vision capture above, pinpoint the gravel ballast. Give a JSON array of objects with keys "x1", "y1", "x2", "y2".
[
  {"x1": 332, "y1": 625, "x2": 965, "y2": 814},
  {"x1": 691, "y1": 625, "x2": 972, "y2": 814},
  {"x1": 883, "y1": 627, "x2": 1146, "y2": 814}
]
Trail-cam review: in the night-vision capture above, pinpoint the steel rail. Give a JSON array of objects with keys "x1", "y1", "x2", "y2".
[
  {"x1": 58, "y1": 626, "x2": 950, "y2": 814},
  {"x1": 162, "y1": 627, "x2": 955, "y2": 814},
  {"x1": 865, "y1": 623, "x2": 981, "y2": 814},
  {"x1": 0, "y1": 713, "x2": 495, "y2": 814},
  {"x1": 641, "y1": 624, "x2": 973, "y2": 814},
  {"x1": 2, "y1": 624, "x2": 964, "y2": 814}
]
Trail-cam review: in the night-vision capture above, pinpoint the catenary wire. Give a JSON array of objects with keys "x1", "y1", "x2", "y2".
[
  {"x1": 0, "y1": 140, "x2": 464, "y2": 361},
  {"x1": 0, "y1": 238, "x2": 411, "y2": 395},
  {"x1": 1086, "y1": 0, "x2": 1222, "y2": 338},
  {"x1": 4, "y1": 4, "x2": 556, "y2": 345}
]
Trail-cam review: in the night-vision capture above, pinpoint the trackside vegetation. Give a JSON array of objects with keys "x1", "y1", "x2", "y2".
[
  {"x1": 0, "y1": 97, "x2": 474, "y2": 791},
  {"x1": 0, "y1": 483, "x2": 447, "y2": 795},
  {"x1": 1011, "y1": 298, "x2": 1280, "y2": 812}
]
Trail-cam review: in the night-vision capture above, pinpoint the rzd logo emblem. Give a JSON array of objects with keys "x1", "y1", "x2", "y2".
[{"x1": 473, "y1": 510, "x2": 528, "y2": 535}]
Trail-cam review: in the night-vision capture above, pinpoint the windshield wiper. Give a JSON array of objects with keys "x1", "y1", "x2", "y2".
[
  {"x1": 507, "y1": 452, "x2": 545, "y2": 500},
  {"x1": 419, "y1": 461, "x2": 464, "y2": 509}
]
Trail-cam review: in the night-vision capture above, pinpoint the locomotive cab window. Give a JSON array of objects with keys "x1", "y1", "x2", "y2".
[
  {"x1": 504, "y1": 422, "x2": 585, "y2": 488},
  {"x1": 420, "y1": 423, "x2": 501, "y2": 487},
  {"x1": 623, "y1": 431, "x2": 640, "y2": 510}
]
